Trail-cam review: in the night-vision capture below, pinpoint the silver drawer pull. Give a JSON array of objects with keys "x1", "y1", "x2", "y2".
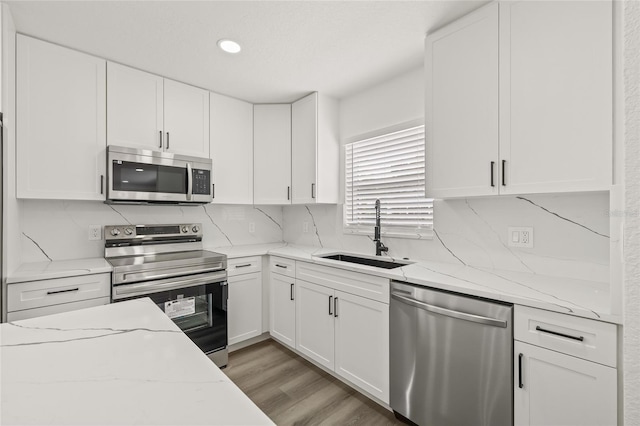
[
  {"x1": 47, "y1": 288, "x2": 79, "y2": 295},
  {"x1": 275, "y1": 264, "x2": 287, "y2": 269},
  {"x1": 235, "y1": 264, "x2": 252, "y2": 268},
  {"x1": 535, "y1": 326, "x2": 584, "y2": 342}
]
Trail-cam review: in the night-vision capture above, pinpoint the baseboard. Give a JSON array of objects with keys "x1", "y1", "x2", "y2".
[{"x1": 228, "y1": 332, "x2": 271, "y2": 353}]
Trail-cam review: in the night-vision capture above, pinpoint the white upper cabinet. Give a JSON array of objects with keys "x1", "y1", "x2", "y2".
[
  {"x1": 253, "y1": 104, "x2": 292, "y2": 205},
  {"x1": 210, "y1": 93, "x2": 253, "y2": 204},
  {"x1": 163, "y1": 79, "x2": 210, "y2": 158},
  {"x1": 499, "y1": 0, "x2": 612, "y2": 194},
  {"x1": 107, "y1": 62, "x2": 163, "y2": 151},
  {"x1": 426, "y1": 3, "x2": 499, "y2": 199},
  {"x1": 426, "y1": 1, "x2": 612, "y2": 198},
  {"x1": 106, "y1": 63, "x2": 210, "y2": 158},
  {"x1": 291, "y1": 92, "x2": 339, "y2": 204},
  {"x1": 17, "y1": 35, "x2": 106, "y2": 200}
]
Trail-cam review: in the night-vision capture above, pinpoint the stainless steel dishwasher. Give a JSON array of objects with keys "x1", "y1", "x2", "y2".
[{"x1": 390, "y1": 281, "x2": 513, "y2": 426}]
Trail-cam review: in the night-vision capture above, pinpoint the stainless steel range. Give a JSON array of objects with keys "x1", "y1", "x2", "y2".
[{"x1": 104, "y1": 223, "x2": 229, "y2": 367}]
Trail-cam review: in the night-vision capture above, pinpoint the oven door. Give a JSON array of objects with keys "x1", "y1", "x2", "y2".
[{"x1": 114, "y1": 275, "x2": 227, "y2": 355}]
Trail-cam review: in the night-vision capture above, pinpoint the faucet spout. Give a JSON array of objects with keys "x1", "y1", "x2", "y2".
[{"x1": 374, "y1": 199, "x2": 388, "y2": 256}]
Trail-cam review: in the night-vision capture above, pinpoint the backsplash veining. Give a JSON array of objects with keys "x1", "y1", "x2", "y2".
[
  {"x1": 20, "y1": 201, "x2": 284, "y2": 262},
  {"x1": 283, "y1": 192, "x2": 610, "y2": 283}
]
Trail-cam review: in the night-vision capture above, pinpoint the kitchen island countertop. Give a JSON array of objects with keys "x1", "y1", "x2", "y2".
[{"x1": 0, "y1": 298, "x2": 274, "y2": 426}]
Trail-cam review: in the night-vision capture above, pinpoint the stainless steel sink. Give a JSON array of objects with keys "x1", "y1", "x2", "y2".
[{"x1": 317, "y1": 253, "x2": 413, "y2": 270}]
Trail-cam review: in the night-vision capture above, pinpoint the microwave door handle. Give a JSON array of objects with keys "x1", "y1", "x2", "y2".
[{"x1": 186, "y1": 162, "x2": 193, "y2": 201}]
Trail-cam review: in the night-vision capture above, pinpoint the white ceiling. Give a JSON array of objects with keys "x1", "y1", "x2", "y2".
[{"x1": 7, "y1": 1, "x2": 488, "y2": 103}]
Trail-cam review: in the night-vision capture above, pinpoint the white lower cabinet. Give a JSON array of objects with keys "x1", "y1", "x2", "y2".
[
  {"x1": 227, "y1": 256, "x2": 262, "y2": 346},
  {"x1": 269, "y1": 271, "x2": 296, "y2": 349},
  {"x1": 228, "y1": 274, "x2": 262, "y2": 346},
  {"x1": 334, "y1": 290, "x2": 389, "y2": 404},
  {"x1": 295, "y1": 280, "x2": 335, "y2": 369},
  {"x1": 514, "y1": 306, "x2": 617, "y2": 426},
  {"x1": 515, "y1": 341, "x2": 616, "y2": 426}
]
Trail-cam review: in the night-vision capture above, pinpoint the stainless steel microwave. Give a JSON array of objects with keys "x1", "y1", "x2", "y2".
[{"x1": 106, "y1": 146, "x2": 213, "y2": 205}]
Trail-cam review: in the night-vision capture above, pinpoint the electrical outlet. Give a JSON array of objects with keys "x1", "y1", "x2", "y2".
[
  {"x1": 507, "y1": 227, "x2": 534, "y2": 248},
  {"x1": 88, "y1": 225, "x2": 102, "y2": 241},
  {"x1": 303, "y1": 222, "x2": 309, "y2": 233},
  {"x1": 248, "y1": 222, "x2": 255, "y2": 233}
]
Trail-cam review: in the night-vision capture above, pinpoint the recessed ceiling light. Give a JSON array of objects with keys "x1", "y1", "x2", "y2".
[{"x1": 218, "y1": 39, "x2": 241, "y2": 54}]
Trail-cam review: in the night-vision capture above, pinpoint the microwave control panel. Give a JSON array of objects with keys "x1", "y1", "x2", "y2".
[{"x1": 192, "y1": 169, "x2": 211, "y2": 195}]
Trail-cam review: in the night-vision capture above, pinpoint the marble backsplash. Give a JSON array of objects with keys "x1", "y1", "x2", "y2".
[
  {"x1": 283, "y1": 192, "x2": 611, "y2": 283},
  {"x1": 19, "y1": 200, "x2": 284, "y2": 263}
]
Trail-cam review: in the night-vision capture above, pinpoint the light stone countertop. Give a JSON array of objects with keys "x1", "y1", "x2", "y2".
[
  {"x1": 0, "y1": 298, "x2": 275, "y2": 426},
  {"x1": 6, "y1": 258, "x2": 113, "y2": 284},
  {"x1": 7, "y1": 242, "x2": 618, "y2": 324}
]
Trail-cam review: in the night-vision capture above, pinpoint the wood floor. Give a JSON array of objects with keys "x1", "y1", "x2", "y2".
[{"x1": 224, "y1": 339, "x2": 404, "y2": 426}]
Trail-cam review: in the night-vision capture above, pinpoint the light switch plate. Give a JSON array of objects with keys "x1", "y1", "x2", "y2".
[{"x1": 508, "y1": 227, "x2": 534, "y2": 248}]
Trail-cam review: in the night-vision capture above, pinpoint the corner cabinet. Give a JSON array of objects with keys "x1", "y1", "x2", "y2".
[
  {"x1": 17, "y1": 35, "x2": 106, "y2": 200},
  {"x1": 426, "y1": 1, "x2": 612, "y2": 198},
  {"x1": 107, "y1": 62, "x2": 210, "y2": 158},
  {"x1": 254, "y1": 105, "x2": 292, "y2": 205},
  {"x1": 514, "y1": 306, "x2": 617, "y2": 426},
  {"x1": 210, "y1": 93, "x2": 254, "y2": 204},
  {"x1": 291, "y1": 92, "x2": 339, "y2": 204}
]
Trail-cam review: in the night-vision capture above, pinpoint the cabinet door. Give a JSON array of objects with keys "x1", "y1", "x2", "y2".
[
  {"x1": 334, "y1": 291, "x2": 389, "y2": 403},
  {"x1": 163, "y1": 79, "x2": 210, "y2": 158},
  {"x1": 253, "y1": 104, "x2": 291, "y2": 204},
  {"x1": 500, "y1": 1, "x2": 612, "y2": 194},
  {"x1": 425, "y1": 3, "x2": 499, "y2": 198},
  {"x1": 227, "y1": 272, "x2": 262, "y2": 345},
  {"x1": 210, "y1": 93, "x2": 253, "y2": 204},
  {"x1": 514, "y1": 341, "x2": 617, "y2": 426},
  {"x1": 107, "y1": 62, "x2": 164, "y2": 151},
  {"x1": 295, "y1": 279, "x2": 335, "y2": 370},
  {"x1": 291, "y1": 92, "x2": 317, "y2": 204},
  {"x1": 269, "y1": 273, "x2": 296, "y2": 349},
  {"x1": 17, "y1": 35, "x2": 106, "y2": 200}
]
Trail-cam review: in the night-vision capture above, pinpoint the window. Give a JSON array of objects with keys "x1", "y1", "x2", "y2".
[{"x1": 344, "y1": 125, "x2": 433, "y2": 238}]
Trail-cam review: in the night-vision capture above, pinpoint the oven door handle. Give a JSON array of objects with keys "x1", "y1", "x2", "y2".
[
  {"x1": 119, "y1": 264, "x2": 225, "y2": 284},
  {"x1": 113, "y1": 271, "x2": 227, "y2": 300}
]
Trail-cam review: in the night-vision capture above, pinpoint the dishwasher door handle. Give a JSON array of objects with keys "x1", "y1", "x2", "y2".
[{"x1": 391, "y1": 292, "x2": 508, "y2": 328}]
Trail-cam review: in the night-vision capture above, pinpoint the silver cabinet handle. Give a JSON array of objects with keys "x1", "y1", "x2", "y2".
[
  {"x1": 159, "y1": 130, "x2": 163, "y2": 148},
  {"x1": 391, "y1": 292, "x2": 508, "y2": 328}
]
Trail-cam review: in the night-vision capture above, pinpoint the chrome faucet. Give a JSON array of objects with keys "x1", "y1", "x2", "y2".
[{"x1": 374, "y1": 199, "x2": 388, "y2": 256}]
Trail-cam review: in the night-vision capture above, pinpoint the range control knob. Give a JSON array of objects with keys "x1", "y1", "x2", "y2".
[
  {"x1": 192, "y1": 225, "x2": 200, "y2": 233},
  {"x1": 110, "y1": 228, "x2": 121, "y2": 237},
  {"x1": 181, "y1": 226, "x2": 189, "y2": 233},
  {"x1": 124, "y1": 227, "x2": 134, "y2": 236}
]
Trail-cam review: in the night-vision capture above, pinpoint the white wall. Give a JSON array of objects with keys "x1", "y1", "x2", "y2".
[{"x1": 623, "y1": 0, "x2": 640, "y2": 423}]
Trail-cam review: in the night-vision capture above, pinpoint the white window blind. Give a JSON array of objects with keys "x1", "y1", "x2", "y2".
[{"x1": 344, "y1": 125, "x2": 433, "y2": 238}]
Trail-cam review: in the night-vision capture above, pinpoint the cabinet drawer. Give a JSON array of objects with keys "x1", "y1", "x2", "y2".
[
  {"x1": 269, "y1": 256, "x2": 296, "y2": 278},
  {"x1": 514, "y1": 306, "x2": 616, "y2": 367},
  {"x1": 227, "y1": 256, "x2": 262, "y2": 277},
  {"x1": 7, "y1": 297, "x2": 110, "y2": 322},
  {"x1": 296, "y1": 261, "x2": 389, "y2": 303},
  {"x1": 7, "y1": 274, "x2": 111, "y2": 312}
]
